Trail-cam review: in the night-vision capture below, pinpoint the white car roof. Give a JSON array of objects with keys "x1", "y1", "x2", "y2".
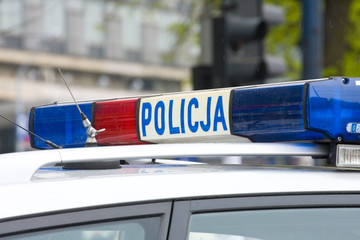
[
  {"x1": 0, "y1": 143, "x2": 327, "y2": 185},
  {"x1": 1, "y1": 165, "x2": 360, "y2": 220},
  {"x1": 0, "y1": 143, "x2": 359, "y2": 220}
]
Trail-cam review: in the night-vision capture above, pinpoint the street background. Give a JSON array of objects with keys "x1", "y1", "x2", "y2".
[{"x1": 0, "y1": 0, "x2": 357, "y2": 153}]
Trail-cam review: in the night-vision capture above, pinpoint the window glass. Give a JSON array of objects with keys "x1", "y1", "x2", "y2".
[
  {"x1": 0, "y1": 0, "x2": 22, "y2": 34},
  {"x1": 85, "y1": 0, "x2": 104, "y2": 45},
  {"x1": 44, "y1": 0, "x2": 65, "y2": 39},
  {"x1": 188, "y1": 208, "x2": 360, "y2": 240},
  {"x1": 5, "y1": 216, "x2": 160, "y2": 240},
  {"x1": 43, "y1": 0, "x2": 65, "y2": 53},
  {"x1": 121, "y1": 6, "x2": 141, "y2": 50},
  {"x1": 66, "y1": 0, "x2": 84, "y2": 10},
  {"x1": 155, "y1": 11, "x2": 180, "y2": 53}
]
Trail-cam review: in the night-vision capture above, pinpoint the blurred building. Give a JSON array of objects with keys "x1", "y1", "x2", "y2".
[{"x1": 0, "y1": 0, "x2": 194, "y2": 153}]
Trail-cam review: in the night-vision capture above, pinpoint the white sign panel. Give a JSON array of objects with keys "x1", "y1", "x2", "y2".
[{"x1": 138, "y1": 90, "x2": 232, "y2": 143}]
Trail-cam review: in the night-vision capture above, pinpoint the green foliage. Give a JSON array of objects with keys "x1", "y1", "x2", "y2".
[
  {"x1": 264, "y1": 0, "x2": 301, "y2": 80},
  {"x1": 323, "y1": 66, "x2": 338, "y2": 78},
  {"x1": 344, "y1": 0, "x2": 360, "y2": 77},
  {"x1": 161, "y1": 18, "x2": 198, "y2": 64},
  {"x1": 169, "y1": 23, "x2": 189, "y2": 39},
  {"x1": 162, "y1": 0, "x2": 222, "y2": 63}
]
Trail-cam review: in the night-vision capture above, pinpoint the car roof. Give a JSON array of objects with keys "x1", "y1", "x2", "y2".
[
  {"x1": 0, "y1": 143, "x2": 328, "y2": 185},
  {"x1": 0, "y1": 144, "x2": 360, "y2": 220},
  {"x1": 1, "y1": 165, "x2": 360, "y2": 220}
]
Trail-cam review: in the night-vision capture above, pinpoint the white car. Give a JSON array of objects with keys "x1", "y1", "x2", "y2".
[{"x1": 1, "y1": 77, "x2": 360, "y2": 239}]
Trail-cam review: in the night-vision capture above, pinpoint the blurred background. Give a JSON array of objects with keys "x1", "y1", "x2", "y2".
[{"x1": 0, "y1": 0, "x2": 358, "y2": 153}]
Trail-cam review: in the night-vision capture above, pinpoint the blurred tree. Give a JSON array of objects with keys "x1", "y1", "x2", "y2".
[
  {"x1": 161, "y1": 0, "x2": 221, "y2": 64},
  {"x1": 324, "y1": 0, "x2": 352, "y2": 77},
  {"x1": 264, "y1": 0, "x2": 301, "y2": 79},
  {"x1": 343, "y1": 0, "x2": 360, "y2": 77}
]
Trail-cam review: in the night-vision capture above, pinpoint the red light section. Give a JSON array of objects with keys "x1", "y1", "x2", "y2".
[{"x1": 93, "y1": 99, "x2": 146, "y2": 146}]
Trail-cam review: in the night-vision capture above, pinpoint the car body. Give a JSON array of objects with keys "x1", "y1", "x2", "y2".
[
  {"x1": 1, "y1": 143, "x2": 360, "y2": 239},
  {"x1": 1, "y1": 77, "x2": 360, "y2": 239}
]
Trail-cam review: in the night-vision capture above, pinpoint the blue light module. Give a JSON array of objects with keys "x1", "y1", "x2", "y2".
[
  {"x1": 305, "y1": 77, "x2": 360, "y2": 142},
  {"x1": 231, "y1": 83, "x2": 326, "y2": 142},
  {"x1": 29, "y1": 77, "x2": 360, "y2": 149},
  {"x1": 30, "y1": 102, "x2": 92, "y2": 149},
  {"x1": 232, "y1": 77, "x2": 360, "y2": 142}
]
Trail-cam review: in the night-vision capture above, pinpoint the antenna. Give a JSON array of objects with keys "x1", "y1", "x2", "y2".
[
  {"x1": 58, "y1": 68, "x2": 105, "y2": 147},
  {"x1": 0, "y1": 114, "x2": 62, "y2": 149}
]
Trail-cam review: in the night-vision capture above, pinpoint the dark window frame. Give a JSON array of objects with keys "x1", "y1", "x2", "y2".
[{"x1": 0, "y1": 201, "x2": 172, "y2": 239}]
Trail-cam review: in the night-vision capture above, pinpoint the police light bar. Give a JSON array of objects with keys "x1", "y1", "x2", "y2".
[{"x1": 29, "y1": 77, "x2": 360, "y2": 149}]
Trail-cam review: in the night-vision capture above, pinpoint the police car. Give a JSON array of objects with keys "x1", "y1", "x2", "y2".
[{"x1": 1, "y1": 77, "x2": 360, "y2": 239}]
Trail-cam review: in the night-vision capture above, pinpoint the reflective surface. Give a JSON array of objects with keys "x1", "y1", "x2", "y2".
[{"x1": 188, "y1": 208, "x2": 360, "y2": 240}]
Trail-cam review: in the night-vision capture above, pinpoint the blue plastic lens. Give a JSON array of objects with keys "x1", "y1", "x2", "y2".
[
  {"x1": 30, "y1": 103, "x2": 92, "y2": 149},
  {"x1": 306, "y1": 77, "x2": 360, "y2": 141},
  {"x1": 231, "y1": 83, "x2": 326, "y2": 142}
]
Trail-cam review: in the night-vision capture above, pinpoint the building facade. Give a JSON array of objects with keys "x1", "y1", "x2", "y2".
[{"x1": 0, "y1": 0, "x2": 194, "y2": 152}]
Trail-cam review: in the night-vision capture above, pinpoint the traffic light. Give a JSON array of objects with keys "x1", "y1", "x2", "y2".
[
  {"x1": 213, "y1": 0, "x2": 266, "y2": 88},
  {"x1": 192, "y1": 0, "x2": 286, "y2": 89}
]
